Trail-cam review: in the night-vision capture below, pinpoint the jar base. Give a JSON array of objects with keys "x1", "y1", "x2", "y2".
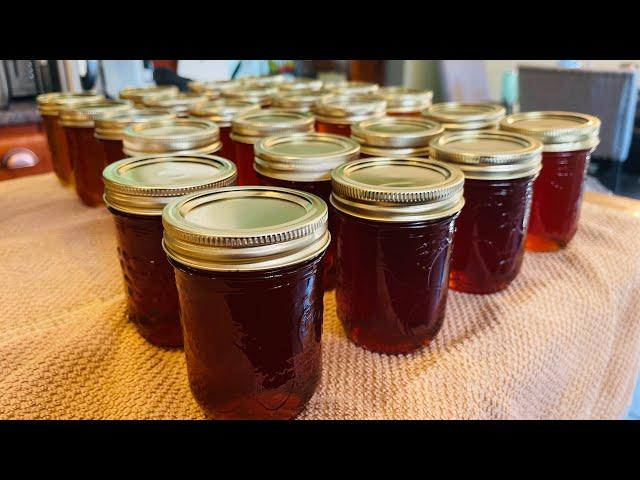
[
  {"x1": 448, "y1": 275, "x2": 511, "y2": 295},
  {"x1": 130, "y1": 314, "x2": 183, "y2": 349},
  {"x1": 525, "y1": 234, "x2": 568, "y2": 252},
  {"x1": 347, "y1": 327, "x2": 429, "y2": 355}
]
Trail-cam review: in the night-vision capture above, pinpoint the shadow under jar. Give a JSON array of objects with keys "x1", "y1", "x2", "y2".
[
  {"x1": 377, "y1": 86, "x2": 433, "y2": 117},
  {"x1": 188, "y1": 99, "x2": 260, "y2": 163},
  {"x1": 37, "y1": 91, "x2": 104, "y2": 186},
  {"x1": 230, "y1": 110, "x2": 314, "y2": 186},
  {"x1": 103, "y1": 154, "x2": 237, "y2": 348},
  {"x1": 499, "y1": 111, "x2": 601, "y2": 252},
  {"x1": 162, "y1": 186, "x2": 330, "y2": 419},
  {"x1": 351, "y1": 116, "x2": 443, "y2": 159},
  {"x1": 331, "y1": 157, "x2": 465, "y2": 354},
  {"x1": 423, "y1": 102, "x2": 506, "y2": 133},
  {"x1": 254, "y1": 132, "x2": 360, "y2": 290},
  {"x1": 60, "y1": 100, "x2": 132, "y2": 207},
  {"x1": 119, "y1": 85, "x2": 178, "y2": 108},
  {"x1": 430, "y1": 130, "x2": 543, "y2": 294},
  {"x1": 311, "y1": 93, "x2": 386, "y2": 137}
]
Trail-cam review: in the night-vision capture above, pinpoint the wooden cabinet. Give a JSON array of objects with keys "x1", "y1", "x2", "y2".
[{"x1": 0, "y1": 123, "x2": 53, "y2": 181}]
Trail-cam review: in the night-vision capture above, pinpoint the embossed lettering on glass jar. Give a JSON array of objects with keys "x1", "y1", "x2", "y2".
[
  {"x1": 187, "y1": 99, "x2": 260, "y2": 162},
  {"x1": 103, "y1": 154, "x2": 237, "y2": 347},
  {"x1": 95, "y1": 109, "x2": 177, "y2": 166},
  {"x1": 163, "y1": 186, "x2": 330, "y2": 419},
  {"x1": 423, "y1": 102, "x2": 506, "y2": 131},
  {"x1": 331, "y1": 158, "x2": 465, "y2": 354},
  {"x1": 60, "y1": 100, "x2": 132, "y2": 206},
  {"x1": 272, "y1": 91, "x2": 329, "y2": 114},
  {"x1": 312, "y1": 93, "x2": 386, "y2": 137},
  {"x1": 500, "y1": 111, "x2": 601, "y2": 252},
  {"x1": 277, "y1": 77, "x2": 324, "y2": 92},
  {"x1": 431, "y1": 130, "x2": 543, "y2": 294},
  {"x1": 142, "y1": 92, "x2": 208, "y2": 117},
  {"x1": 324, "y1": 80, "x2": 379, "y2": 95},
  {"x1": 254, "y1": 133, "x2": 360, "y2": 290},
  {"x1": 119, "y1": 85, "x2": 178, "y2": 107},
  {"x1": 222, "y1": 85, "x2": 278, "y2": 108},
  {"x1": 230, "y1": 110, "x2": 315, "y2": 186},
  {"x1": 351, "y1": 116, "x2": 443, "y2": 158},
  {"x1": 37, "y1": 91, "x2": 104, "y2": 186},
  {"x1": 377, "y1": 87, "x2": 433, "y2": 117}
]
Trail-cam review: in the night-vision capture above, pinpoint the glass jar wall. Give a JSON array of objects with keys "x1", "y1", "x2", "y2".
[
  {"x1": 423, "y1": 102, "x2": 506, "y2": 132},
  {"x1": 312, "y1": 93, "x2": 386, "y2": 137},
  {"x1": 377, "y1": 87, "x2": 433, "y2": 117}
]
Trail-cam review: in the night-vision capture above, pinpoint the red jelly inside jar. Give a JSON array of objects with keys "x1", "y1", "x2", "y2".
[
  {"x1": 103, "y1": 154, "x2": 237, "y2": 348},
  {"x1": 162, "y1": 186, "x2": 330, "y2": 419},
  {"x1": 331, "y1": 157, "x2": 465, "y2": 354}
]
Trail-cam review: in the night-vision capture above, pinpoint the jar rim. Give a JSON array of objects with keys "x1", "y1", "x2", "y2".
[{"x1": 122, "y1": 118, "x2": 221, "y2": 155}]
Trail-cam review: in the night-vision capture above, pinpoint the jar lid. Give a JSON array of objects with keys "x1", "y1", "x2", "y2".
[
  {"x1": 123, "y1": 118, "x2": 221, "y2": 156},
  {"x1": 230, "y1": 110, "x2": 315, "y2": 144},
  {"x1": 59, "y1": 100, "x2": 132, "y2": 128},
  {"x1": 142, "y1": 92, "x2": 208, "y2": 115},
  {"x1": 239, "y1": 74, "x2": 287, "y2": 88},
  {"x1": 187, "y1": 79, "x2": 241, "y2": 94},
  {"x1": 331, "y1": 157, "x2": 465, "y2": 222},
  {"x1": 119, "y1": 85, "x2": 179, "y2": 105},
  {"x1": 187, "y1": 99, "x2": 260, "y2": 127},
  {"x1": 37, "y1": 91, "x2": 105, "y2": 116},
  {"x1": 162, "y1": 186, "x2": 330, "y2": 272},
  {"x1": 222, "y1": 85, "x2": 278, "y2": 107},
  {"x1": 430, "y1": 130, "x2": 543, "y2": 180},
  {"x1": 271, "y1": 91, "x2": 330, "y2": 113},
  {"x1": 311, "y1": 94, "x2": 387, "y2": 125},
  {"x1": 103, "y1": 154, "x2": 237, "y2": 216},
  {"x1": 325, "y1": 81, "x2": 379, "y2": 95},
  {"x1": 499, "y1": 111, "x2": 601, "y2": 152},
  {"x1": 378, "y1": 87, "x2": 433, "y2": 113},
  {"x1": 94, "y1": 109, "x2": 177, "y2": 141},
  {"x1": 278, "y1": 77, "x2": 324, "y2": 92},
  {"x1": 255, "y1": 133, "x2": 360, "y2": 182},
  {"x1": 423, "y1": 102, "x2": 506, "y2": 130}
]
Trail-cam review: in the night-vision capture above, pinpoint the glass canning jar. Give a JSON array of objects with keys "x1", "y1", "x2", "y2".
[
  {"x1": 254, "y1": 132, "x2": 360, "y2": 290},
  {"x1": 271, "y1": 91, "x2": 329, "y2": 114},
  {"x1": 103, "y1": 154, "x2": 237, "y2": 347},
  {"x1": 230, "y1": 110, "x2": 315, "y2": 186},
  {"x1": 277, "y1": 77, "x2": 324, "y2": 93},
  {"x1": 377, "y1": 86, "x2": 433, "y2": 117},
  {"x1": 324, "y1": 80, "x2": 379, "y2": 95},
  {"x1": 500, "y1": 111, "x2": 601, "y2": 252},
  {"x1": 222, "y1": 85, "x2": 278, "y2": 108},
  {"x1": 163, "y1": 186, "x2": 330, "y2": 419},
  {"x1": 331, "y1": 157, "x2": 465, "y2": 354},
  {"x1": 119, "y1": 85, "x2": 179, "y2": 108},
  {"x1": 187, "y1": 99, "x2": 260, "y2": 162},
  {"x1": 431, "y1": 130, "x2": 543, "y2": 294},
  {"x1": 312, "y1": 93, "x2": 387, "y2": 137},
  {"x1": 423, "y1": 102, "x2": 506, "y2": 132},
  {"x1": 142, "y1": 92, "x2": 208, "y2": 117},
  {"x1": 60, "y1": 99, "x2": 132, "y2": 207},
  {"x1": 37, "y1": 91, "x2": 104, "y2": 186},
  {"x1": 94, "y1": 109, "x2": 176, "y2": 166},
  {"x1": 351, "y1": 116, "x2": 443, "y2": 158}
]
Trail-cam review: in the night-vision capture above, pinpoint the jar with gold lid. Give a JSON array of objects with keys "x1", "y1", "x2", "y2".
[
  {"x1": 95, "y1": 109, "x2": 177, "y2": 166},
  {"x1": 60, "y1": 99, "x2": 132, "y2": 206},
  {"x1": 331, "y1": 157, "x2": 465, "y2": 354},
  {"x1": 122, "y1": 118, "x2": 221, "y2": 158},
  {"x1": 37, "y1": 91, "x2": 104, "y2": 186},
  {"x1": 430, "y1": 130, "x2": 543, "y2": 294},
  {"x1": 187, "y1": 79, "x2": 241, "y2": 97},
  {"x1": 142, "y1": 92, "x2": 208, "y2": 117},
  {"x1": 162, "y1": 186, "x2": 330, "y2": 419},
  {"x1": 222, "y1": 85, "x2": 278, "y2": 107},
  {"x1": 187, "y1": 99, "x2": 260, "y2": 161},
  {"x1": 377, "y1": 86, "x2": 433, "y2": 116},
  {"x1": 351, "y1": 116, "x2": 443, "y2": 158},
  {"x1": 119, "y1": 85, "x2": 178, "y2": 107},
  {"x1": 254, "y1": 133, "x2": 360, "y2": 289},
  {"x1": 500, "y1": 111, "x2": 601, "y2": 252},
  {"x1": 312, "y1": 93, "x2": 386, "y2": 137},
  {"x1": 277, "y1": 77, "x2": 323, "y2": 92},
  {"x1": 103, "y1": 154, "x2": 236, "y2": 347},
  {"x1": 423, "y1": 102, "x2": 506, "y2": 131},
  {"x1": 324, "y1": 80, "x2": 379, "y2": 95},
  {"x1": 230, "y1": 110, "x2": 315, "y2": 185},
  {"x1": 271, "y1": 91, "x2": 329, "y2": 114}
]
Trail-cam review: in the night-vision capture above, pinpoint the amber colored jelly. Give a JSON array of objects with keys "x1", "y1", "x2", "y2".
[
  {"x1": 219, "y1": 126, "x2": 234, "y2": 162},
  {"x1": 526, "y1": 149, "x2": 592, "y2": 252},
  {"x1": 233, "y1": 141, "x2": 261, "y2": 186},
  {"x1": 99, "y1": 138, "x2": 126, "y2": 166},
  {"x1": 387, "y1": 111, "x2": 424, "y2": 117},
  {"x1": 42, "y1": 115, "x2": 73, "y2": 185},
  {"x1": 315, "y1": 120, "x2": 352, "y2": 137},
  {"x1": 64, "y1": 126, "x2": 108, "y2": 207},
  {"x1": 109, "y1": 208, "x2": 182, "y2": 347},
  {"x1": 449, "y1": 176, "x2": 535, "y2": 294}
]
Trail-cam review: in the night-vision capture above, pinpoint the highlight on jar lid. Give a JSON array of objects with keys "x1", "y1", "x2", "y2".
[
  {"x1": 142, "y1": 92, "x2": 208, "y2": 115},
  {"x1": 377, "y1": 87, "x2": 433, "y2": 114},
  {"x1": 122, "y1": 118, "x2": 221, "y2": 156},
  {"x1": 254, "y1": 133, "x2": 360, "y2": 182},
  {"x1": 324, "y1": 80, "x2": 379, "y2": 95},
  {"x1": 187, "y1": 79, "x2": 241, "y2": 94},
  {"x1": 311, "y1": 93, "x2": 387, "y2": 124},
  {"x1": 94, "y1": 109, "x2": 177, "y2": 141},
  {"x1": 187, "y1": 98, "x2": 261, "y2": 127},
  {"x1": 59, "y1": 100, "x2": 133, "y2": 128},
  {"x1": 103, "y1": 154, "x2": 237, "y2": 216},
  {"x1": 239, "y1": 74, "x2": 287, "y2": 88},
  {"x1": 351, "y1": 116, "x2": 444, "y2": 157},
  {"x1": 230, "y1": 110, "x2": 315, "y2": 144},
  {"x1": 37, "y1": 91, "x2": 105, "y2": 116},
  {"x1": 277, "y1": 77, "x2": 324, "y2": 92},
  {"x1": 499, "y1": 111, "x2": 601, "y2": 152},
  {"x1": 331, "y1": 157, "x2": 465, "y2": 222},
  {"x1": 429, "y1": 130, "x2": 543, "y2": 180},
  {"x1": 119, "y1": 85, "x2": 179, "y2": 106},
  {"x1": 222, "y1": 85, "x2": 279, "y2": 107},
  {"x1": 162, "y1": 186, "x2": 330, "y2": 271},
  {"x1": 423, "y1": 102, "x2": 506, "y2": 130},
  {"x1": 271, "y1": 91, "x2": 330, "y2": 113}
]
